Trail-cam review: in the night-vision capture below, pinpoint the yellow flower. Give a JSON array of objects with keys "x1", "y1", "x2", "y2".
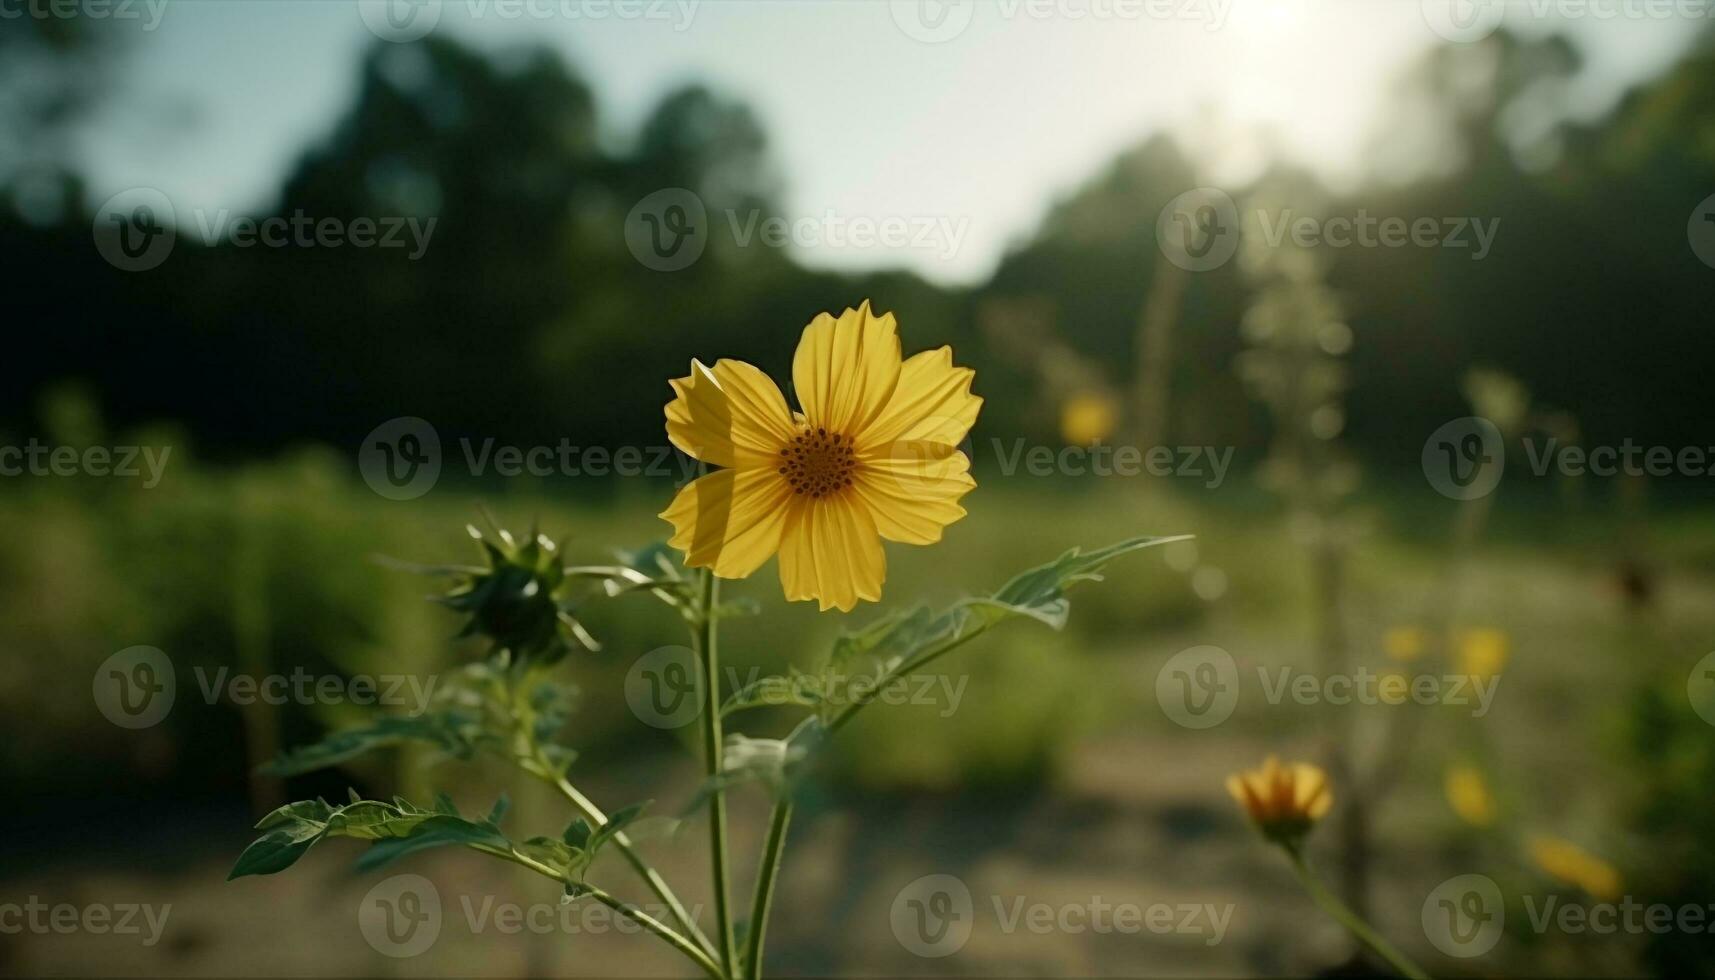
[
  {"x1": 1383, "y1": 626, "x2": 1429, "y2": 663},
  {"x1": 1444, "y1": 764, "x2": 1495, "y2": 827},
  {"x1": 660, "y1": 301, "x2": 981, "y2": 612},
  {"x1": 1060, "y1": 392, "x2": 1119, "y2": 445},
  {"x1": 1226, "y1": 755, "x2": 1333, "y2": 844},
  {"x1": 1528, "y1": 835, "x2": 1622, "y2": 901},
  {"x1": 1455, "y1": 628, "x2": 1508, "y2": 681}
]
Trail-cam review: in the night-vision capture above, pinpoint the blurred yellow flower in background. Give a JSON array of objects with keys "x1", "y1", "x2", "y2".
[
  {"x1": 1528, "y1": 835, "x2": 1622, "y2": 901},
  {"x1": 1227, "y1": 755, "x2": 1333, "y2": 845},
  {"x1": 1383, "y1": 625, "x2": 1429, "y2": 662},
  {"x1": 1444, "y1": 764, "x2": 1496, "y2": 827},
  {"x1": 1059, "y1": 391, "x2": 1119, "y2": 446},
  {"x1": 1455, "y1": 627, "x2": 1509, "y2": 681},
  {"x1": 661, "y1": 301, "x2": 981, "y2": 612}
]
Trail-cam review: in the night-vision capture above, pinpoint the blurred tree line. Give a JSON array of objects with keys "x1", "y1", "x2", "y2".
[{"x1": 3, "y1": 25, "x2": 1713, "y2": 480}]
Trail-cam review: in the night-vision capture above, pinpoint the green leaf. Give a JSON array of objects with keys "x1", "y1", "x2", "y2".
[
  {"x1": 260, "y1": 710, "x2": 484, "y2": 777},
  {"x1": 713, "y1": 597, "x2": 762, "y2": 619},
  {"x1": 721, "y1": 670, "x2": 823, "y2": 718},
  {"x1": 562, "y1": 817, "x2": 592, "y2": 850},
  {"x1": 792, "y1": 535, "x2": 1187, "y2": 730},
  {"x1": 228, "y1": 795, "x2": 512, "y2": 879},
  {"x1": 685, "y1": 732, "x2": 817, "y2": 812},
  {"x1": 956, "y1": 535, "x2": 1188, "y2": 631},
  {"x1": 586, "y1": 802, "x2": 648, "y2": 857},
  {"x1": 228, "y1": 811, "x2": 330, "y2": 879},
  {"x1": 355, "y1": 813, "x2": 509, "y2": 872}
]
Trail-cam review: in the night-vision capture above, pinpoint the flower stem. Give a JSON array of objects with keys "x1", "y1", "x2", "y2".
[
  {"x1": 1286, "y1": 849, "x2": 1431, "y2": 980},
  {"x1": 543, "y1": 767, "x2": 715, "y2": 959},
  {"x1": 824, "y1": 623, "x2": 991, "y2": 736},
  {"x1": 585, "y1": 885, "x2": 727, "y2": 980},
  {"x1": 468, "y1": 843, "x2": 721, "y2": 980},
  {"x1": 745, "y1": 798, "x2": 793, "y2": 980},
  {"x1": 698, "y1": 568, "x2": 736, "y2": 978}
]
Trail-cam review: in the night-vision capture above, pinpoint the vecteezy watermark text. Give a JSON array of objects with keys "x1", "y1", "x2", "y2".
[
  {"x1": 1157, "y1": 188, "x2": 1501, "y2": 272},
  {"x1": 1423, "y1": 417, "x2": 1715, "y2": 500},
  {"x1": 93, "y1": 645, "x2": 439, "y2": 730},
  {"x1": 889, "y1": 0, "x2": 1232, "y2": 44},
  {"x1": 889, "y1": 874, "x2": 1233, "y2": 958},
  {"x1": 1423, "y1": 0, "x2": 1715, "y2": 44},
  {"x1": 623, "y1": 647, "x2": 969, "y2": 729},
  {"x1": 1423, "y1": 873, "x2": 1715, "y2": 959},
  {"x1": 624, "y1": 188, "x2": 969, "y2": 271},
  {"x1": 1154, "y1": 646, "x2": 1500, "y2": 729},
  {"x1": 0, "y1": 898, "x2": 171, "y2": 947},
  {"x1": 991, "y1": 439, "x2": 1232, "y2": 488},
  {"x1": 0, "y1": 0, "x2": 168, "y2": 28},
  {"x1": 358, "y1": 873, "x2": 706, "y2": 957},
  {"x1": 0, "y1": 441, "x2": 171, "y2": 487},
  {"x1": 193, "y1": 209, "x2": 435, "y2": 260},
  {"x1": 359, "y1": 0, "x2": 698, "y2": 42}
]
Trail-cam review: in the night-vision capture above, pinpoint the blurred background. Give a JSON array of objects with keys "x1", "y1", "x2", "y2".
[{"x1": 4, "y1": 0, "x2": 1715, "y2": 976}]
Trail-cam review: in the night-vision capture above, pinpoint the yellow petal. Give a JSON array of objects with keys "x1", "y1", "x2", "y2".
[
  {"x1": 1293, "y1": 764, "x2": 1333, "y2": 819},
  {"x1": 666, "y1": 359, "x2": 796, "y2": 467},
  {"x1": 777, "y1": 495, "x2": 885, "y2": 612},
  {"x1": 851, "y1": 450, "x2": 974, "y2": 544},
  {"x1": 858, "y1": 345, "x2": 982, "y2": 449},
  {"x1": 660, "y1": 467, "x2": 793, "y2": 579},
  {"x1": 791, "y1": 301, "x2": 902, "y2": 436},
  {"x1": 1445, "y1": 765, "x2": 1495, "y2": 827}
]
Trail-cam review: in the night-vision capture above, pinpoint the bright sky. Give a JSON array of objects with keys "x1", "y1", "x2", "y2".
[{"x1": 75, "y1": 0, "x2": 1700, "y2": 284}]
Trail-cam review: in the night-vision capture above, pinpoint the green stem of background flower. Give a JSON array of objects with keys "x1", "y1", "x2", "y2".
[
  {"x1": 745, "y1": 798, "x2": 793, "y2": 980},
  {"x1": 469, "y1": 843, "x2": 722, "y2": 980},
  {"x1": 1286, "y1": 847, "x2": 1431, "y2": 980},
  {"x1": 698, "y1": 567, "x2": 737, "y2": 978},
  {"x1": 586, "y1": 885, "x2": 726, "y2": 980},
  {"x1": 542, "y1": 767, "x2": 714, "y2": 959}
]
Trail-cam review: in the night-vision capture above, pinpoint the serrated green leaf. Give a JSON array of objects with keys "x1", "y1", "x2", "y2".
[
  {"x1": 229, "y1": 795, "x2": 512, "y2": 879},
  {"x1": 254, "y1": 799, "x2": 334, "y2": 831},
  {"x1": 260, "y1": 710, "x2": 484, "y2": 777},
  {"x1": 562, "y1": 817, "x2": 592, "y2": 850},
  {"x1": 721, "y1": 671, "x2": 823, "y2": 718},
  {"x1": 227, "y1": 818, "x2": 328, "y2": 879},
  {"x1": 957, "y1": 535, "x2": 1187, "y2": 631}
]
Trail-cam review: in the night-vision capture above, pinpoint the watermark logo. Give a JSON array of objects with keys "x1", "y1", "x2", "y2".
[
  {"x1": 625, "y1": 645, "x2": 703, "y2": 729},
  {"x1": 360, "y1": 874, "x2": 443, "y2": 957},
  {"x1": 1156, "y1": 651, "x2": 1500, "y2": 728},
  {"x1": 358, "y1": 0, "x2": 443, "y2": 41},
  {"x1": 1421, "y1": 0, "x2": 1506, "y2": 42},
  {"x1": 1422, "y1": 417, "x2": 1505, "y2": 501},
  {"x1": 93, "y1": 646, "x2": 175, "y2": 729},
  {"x1": 626, "y1": 188, "x2": 708, "y2": 272},
  {"x1": 1689, "y1": 192, "x2": 1715, "y2": 270},
  {"x1": 1688, "y1": 651, "x2": 1715, "y2": 727},
  {"x1": 890, "y1": 875, "x2": 1234, "y2": 955},
  {"x1": 189, "y1": 210, "x2": 436, "y2": 258},
  {"x1": 93, "y1": 188, "x2": 176, "y2": 272},
  {"x1": 890, "y1": 874, "x2": 974, "y2": 957},
  {"x1": 1422, "y1": 874, "x2": 1504, "y2": 958},
  {"x1": 1155, "y1": 646, "x2": 1239, "y2": 729},
  {"x1": 890, "y1": 0, "x2": 975, "y2": 42},
  {"x1": 625, "y1": 189, "x2": 969, "y2": 270},
  {"x1": 1157, "y1": 188, "x2": 1239, "y2": 273},
  {"x1": 360, "y1": 417, "x2": 443, "y2": 501}
]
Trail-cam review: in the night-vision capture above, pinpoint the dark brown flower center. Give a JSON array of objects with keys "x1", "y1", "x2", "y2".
[{"x1": 778, "y1": 427, "x2": 856, "y2": 497}]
